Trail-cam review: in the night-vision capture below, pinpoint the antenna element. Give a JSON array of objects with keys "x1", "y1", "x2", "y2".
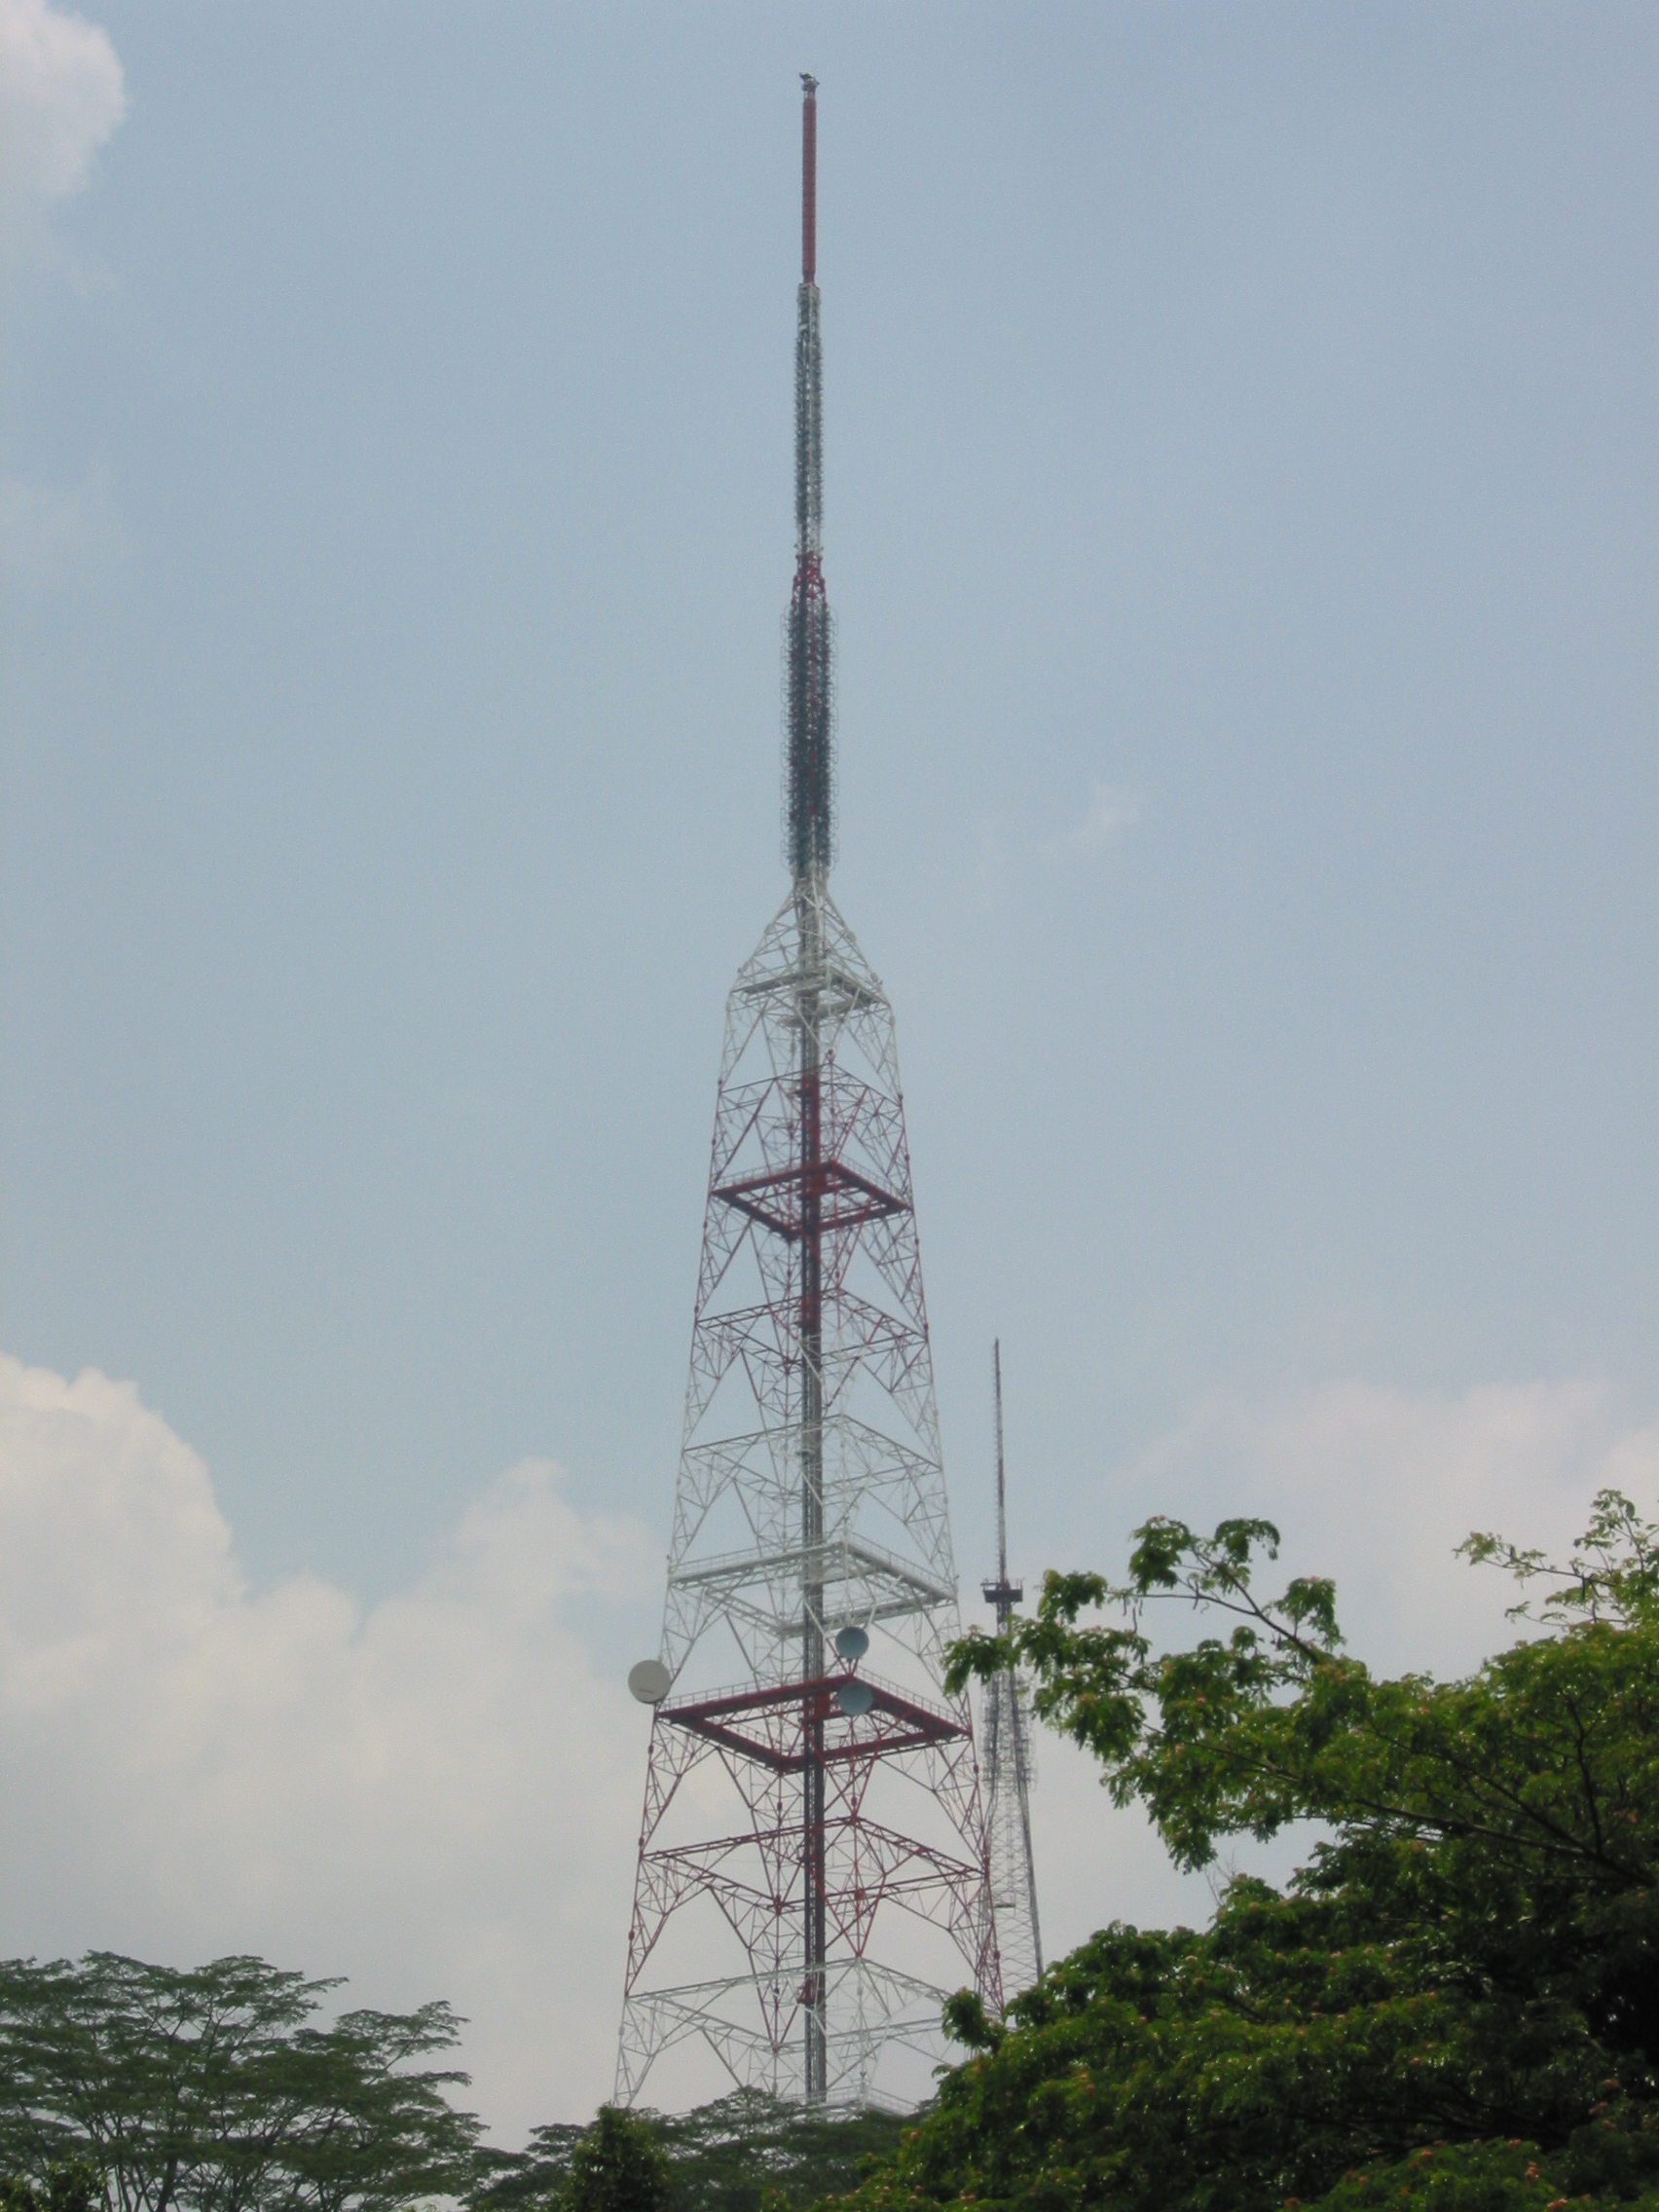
[{"x1": 800, "y1": 74, "x2": 818, "y2": 282}]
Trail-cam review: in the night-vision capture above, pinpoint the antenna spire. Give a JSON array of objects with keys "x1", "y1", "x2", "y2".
[
  {"x1": 800, "y1": 74, "x2": 817, "y2": 282},
  {"x1": 984, "y1": 1343, "x2": 1019, "y2": 1630},
  {"x1": 787, "y1": 74, "x2": 832, "y2": 884},
  {"x1": 994, "y1": 1341, "x2": 1009, "y2": 1587}
]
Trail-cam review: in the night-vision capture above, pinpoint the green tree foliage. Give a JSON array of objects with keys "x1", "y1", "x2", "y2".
[
  {"x1": 469, "y1": 2125, "x2": 585, "y2": 2212},
  {"x1": 0, "y1": 1953, "x2": 480, "y2": 2212},
  {"x1": 0, "y1": 2167, "x2": 97, "y2": 2212},
  {"x1": 562, "y1": 2110, "x2": 672, "y2": 2212},
  {"x1": 825, "y1": 1491, "x2": 1659, "y2": 2212},
  {"x1": 650, "y1": 2093, "x2": 908, "y2": 2212},
  {"x1": 470, "y1": 2093, "x2": 908, "y2": 2212}
]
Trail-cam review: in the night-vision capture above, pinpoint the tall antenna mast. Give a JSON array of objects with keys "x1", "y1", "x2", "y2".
[
  {"x1": 980, "y1": 1344, "x2": 1044, "y2": 1997},
  {"x1": 791, "y1": 71, "x2": 830, "y2": 2100},
  {"x1": 616, "y1": 78, "x2": 998, "y2": 2113}
]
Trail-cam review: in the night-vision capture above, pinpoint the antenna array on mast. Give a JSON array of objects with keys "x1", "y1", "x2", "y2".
[{"x1": 786, "y1": 73, "x2": 833, "y2": 883}]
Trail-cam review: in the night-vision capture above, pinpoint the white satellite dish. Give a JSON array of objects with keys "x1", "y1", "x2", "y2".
[
  {"x1": 628, "y1": 1659, "x2": 672, "y2": 1705},
  {"x1": 837, "y1": 1679, "x2": 874, "y2": 1717},
  {"x1": 833, "y1": 1625, "x2": 869, "y2": 1663}
]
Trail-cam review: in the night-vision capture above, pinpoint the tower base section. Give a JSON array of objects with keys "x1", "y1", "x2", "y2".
[{"x1": 617, "y1": 1959, "x2": 957, "y2": 2111}]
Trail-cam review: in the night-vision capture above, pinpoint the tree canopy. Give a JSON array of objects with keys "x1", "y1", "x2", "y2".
[
  {"x1": 471, "y1": 2092, "x2": 909, "y2": 2212},
  {"x1": 825, "y1": 1489, "x2": 1659, "y2": 2212},
  {"x1": 0, "y1": 1952, "x2": 480, "y2": 2212}
]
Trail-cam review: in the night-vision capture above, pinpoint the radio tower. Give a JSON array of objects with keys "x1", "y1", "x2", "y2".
[
  {"x1": 979, "y1": 1344, "x2": 1043, "y2": 1999},
  {"x1": 615, "y1": 77, "x2": 1001, "y2": 2110}
]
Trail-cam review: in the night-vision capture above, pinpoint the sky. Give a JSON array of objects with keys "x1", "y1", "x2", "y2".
[{"x1": 3, "y1": 0, "x2": 1658, "y2": 2142}]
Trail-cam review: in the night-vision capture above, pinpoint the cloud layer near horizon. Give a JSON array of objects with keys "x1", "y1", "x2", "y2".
[
  {"x1": 3, "y1": 1351, "x2": 1656, "y2": 2135},
  {"x1": 0, "y1": 1352, "x2": 652, "y2": 2140}
]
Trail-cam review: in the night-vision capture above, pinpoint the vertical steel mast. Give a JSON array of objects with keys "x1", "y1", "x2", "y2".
[
  {"x1": 615, "y1": 78, "x2": 999, "y2": 2111},
  {"x1": 793, "y1": 83, "x2": 830, "y2": 2099},
  {"x1": 979, "y1": 1345, "x2": 1043, "y2": 2000}
]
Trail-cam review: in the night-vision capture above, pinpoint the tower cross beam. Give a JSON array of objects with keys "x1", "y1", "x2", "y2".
[
  {"x1": 713, "y1": 1158, "x2": 908, "y2": 1240},
  {"x1": 661, "y1": 1672, "x2": 970, "y2": 1773}
]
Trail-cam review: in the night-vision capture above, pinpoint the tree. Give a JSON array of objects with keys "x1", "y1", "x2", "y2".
[
  {"x1": 823, "y1": 1491, "x2": 1659, "y2": 2212},
  {"x1": 469, "y1": 2092, "x2": 909, "y2": 2212},
  {"x1": 0, "y1": 1953, "x2": 480, "y2": 2212},
  {"x1": 648, "y1": 2092, "x2": 907, "y2": 2212},
  {"x1": 469, "y1": 2125, "x2": 585, "y2": 2212},
  {"x1": 0, "y1": 2169, "x2": 97, "y2": 2212},
  {"x1": 562, "y1": 2111, "x2": 672, "y2": 2212}
]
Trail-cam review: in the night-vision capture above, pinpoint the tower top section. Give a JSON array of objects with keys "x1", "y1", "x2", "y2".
[
  {"x1": 787, "y1": 72, "x2": 833, "y2": 885},
  {"x1": 800, "y1": 75, "x2": 818, "y2": 282}
]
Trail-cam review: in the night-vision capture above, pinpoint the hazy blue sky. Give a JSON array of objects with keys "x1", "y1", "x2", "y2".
[{"x1": 3, "y1": 0, "x2": 1657, "y2": 2132}]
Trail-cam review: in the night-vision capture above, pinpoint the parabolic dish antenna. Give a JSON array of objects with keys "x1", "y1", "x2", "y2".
[
  {"x1": 832, "y1": 1625, "x2": 869, "y2": 1663},
  {"x1": 628, "y1": 1659, "x2": 672, "y2": 1705},
  {"x1": 836, "y1": 1679, "x2": 874, "y2": 1717}
]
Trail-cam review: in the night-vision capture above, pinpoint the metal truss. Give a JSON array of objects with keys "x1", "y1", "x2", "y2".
[
  {"x1": 979, "y1": 1345, "x2": 1043, "y2": 2002},
  {"x1": 617, "y1": 884, "x2": 1000, "y2": 2105},
  {"x1": 617, "y1": 1960, "x2": 954, "y2": 2112},
  {"x1": 980, "y1": 1668, "x2": 1042, "y2": 2000}
]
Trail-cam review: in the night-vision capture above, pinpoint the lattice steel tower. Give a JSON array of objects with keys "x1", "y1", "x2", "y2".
[
  {"x1": 979, "y1": 1344, "x2": 1043, "y2": 2001},
  {"x1": 615, "y1": 78, "x2": 1001, "y2": 2110}
]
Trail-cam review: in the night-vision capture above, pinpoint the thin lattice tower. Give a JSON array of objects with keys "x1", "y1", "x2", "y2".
[
  {"x1": 979, "y1": 1343, "x2": 1043, "y2": 2000},
  {"x1": 615, "y1": 78, "x2": 1001, "y2": 2110}
]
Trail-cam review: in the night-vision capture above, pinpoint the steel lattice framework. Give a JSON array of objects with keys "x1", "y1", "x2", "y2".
[
  {"x1": 979, "y1": 1345, "x2": 1043, "y2": 2002},
  {"x1": 616, "y1": 78, "x2": 1001, "y2": 2111}
]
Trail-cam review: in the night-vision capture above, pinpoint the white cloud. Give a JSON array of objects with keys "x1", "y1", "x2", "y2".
[
  {"x1": 0, "y1": 1353, "x2": 655, "y2": 2141},
  {"x1": 1064, "y1": 779, "x2": 1140, "y2": 855},
  {"x1": 0, "y1": 0, "x2": 125, "y2": 210}
]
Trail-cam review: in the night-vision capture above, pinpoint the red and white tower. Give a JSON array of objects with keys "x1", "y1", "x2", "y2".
[{"x1": 615, "y1": 78, "x2": 1001, "y2": 2110}]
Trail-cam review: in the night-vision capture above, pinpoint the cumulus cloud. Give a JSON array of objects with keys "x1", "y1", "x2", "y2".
[
  {"x1": 0, "y1": 1353, "x2": 655, "y2": 2140},
  {"x1": 0, "y1": 0, "x2": 125, "y2": 212}
]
